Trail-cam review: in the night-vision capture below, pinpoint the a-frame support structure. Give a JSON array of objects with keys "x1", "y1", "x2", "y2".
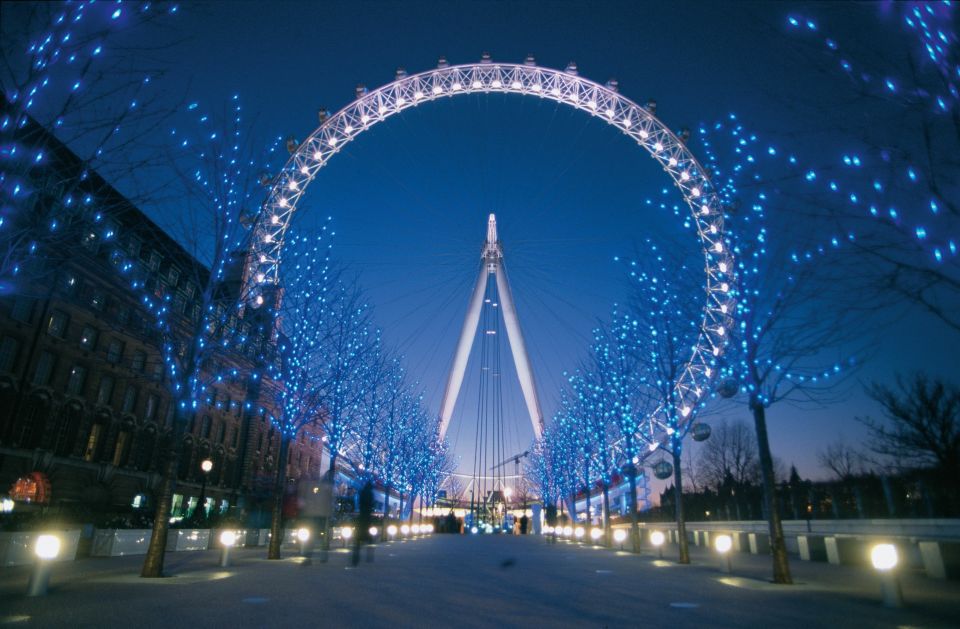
[{"x1": 438, "y1": 214, "x2": 545, "y2": 441}]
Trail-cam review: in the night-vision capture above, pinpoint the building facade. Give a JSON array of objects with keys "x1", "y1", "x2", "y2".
[{"x1": 0, "y1": 110, "x2": 325, "y2": 523}]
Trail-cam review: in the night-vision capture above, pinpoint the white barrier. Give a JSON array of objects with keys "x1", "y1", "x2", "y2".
[{"x1": 0, "y1": 530, "x2": 81, "y2": 566}]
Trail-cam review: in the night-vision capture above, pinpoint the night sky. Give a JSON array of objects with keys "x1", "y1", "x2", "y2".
[{"x1": 66, "y1": 1, "x2": 960, "y2": 487}]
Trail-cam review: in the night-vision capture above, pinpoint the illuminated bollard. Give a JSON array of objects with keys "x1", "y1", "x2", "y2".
[
  {"x1": 714, "y1": 534, "x2": 733, "y2": 573},
  {"x1": 871, "y1": 544, "x2": 903, "y2": 608},
  {"x1": 574, "y1": 527, "x2": 585, "y2": 543},
  {"x1": 296, "y1": 527, "x2": 311, "y2": 556},
  {"x1": 650, "y1": 530, "x2": 665, "y2": 559},
  {"x1": 27, "y1": 534, "x2": 61, "y2": 597},
  {"x1": 341, "y1": 526, "x2": 353, "y2": 548},
  {"x1": 219, "y1": 531, "x2": 237, "y2": 568},
  {"x1": 613, "y1": 529, "x2": 627, "y2": 551},
  {"x1": 369, "y1": 526, "x2": 379, "y2": 540},
  {"x1": 590, "y1": 527, "x2": 604, "y2": 545},
  {"x1": 387, "y1": 525, "x2": 398, "y2": 540}
]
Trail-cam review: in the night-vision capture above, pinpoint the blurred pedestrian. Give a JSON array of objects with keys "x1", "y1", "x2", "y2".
[{"x1": 353, "y1": 480, "x2": 375, "y2": 566}]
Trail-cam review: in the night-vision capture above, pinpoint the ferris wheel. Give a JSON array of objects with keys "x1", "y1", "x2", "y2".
[{"x1": 248, "y1": 55, "x2": 736, "y2": 457}]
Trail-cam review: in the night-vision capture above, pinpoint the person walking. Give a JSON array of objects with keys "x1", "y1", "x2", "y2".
[
  {"x1": 545, "y1": 503, "x2": 558, "y2": 544},
  {"x1": 353, "y1": 480, "x2": 375, "y2": 566}
]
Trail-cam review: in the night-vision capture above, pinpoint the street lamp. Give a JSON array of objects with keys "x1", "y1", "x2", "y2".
[
  {"x1": 27, "y1": 534, "x2": 61, "y2": 596},
  {"x1": 714, "y1": 534, "x2": 733, "y2": 573},
  {"x1": 340, "y1": 527, "x2": 353, "y2": 547},
  {"x1": 871, "y1": 543, "x2": 903, "y2": 608},
  {"x1": 196, "y1": 458, "x2": 213, "y2": 522},
  {"x1": 650, "y1": 530, "x2": 665, "y2": 559}
]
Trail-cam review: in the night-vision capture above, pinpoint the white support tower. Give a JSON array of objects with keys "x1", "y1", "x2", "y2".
[{"x1": 438, "y1": 214, "x2": 545, "y2": 441}]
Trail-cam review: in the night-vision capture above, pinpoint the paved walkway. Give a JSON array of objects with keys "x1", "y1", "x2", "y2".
[{"x1": 1, "y1": 535, "x2": 958, "y2": 628}]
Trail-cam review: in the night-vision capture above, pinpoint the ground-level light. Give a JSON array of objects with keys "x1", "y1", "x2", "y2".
[
  {"x1": 714, "y1": 534, "x2": 733, "y2": 573},
  {"x1": 613, "y1": 529, "x2": 627, "y2": 550},
  {"x1": 562, "y1": 526, "x2": 573, "y2": 537},
  {"x1": 574, "y1": 527, "x2": 585, "y2": 540},
  {"x1": 387, "y1": 525, "x2": 398, "y2": 539},
  {"x1": 871, "y1": 543, "x2": 903, "y2": 608},
  {"x1": 650, "y1": 530, "x2": 665, "y2": 559},
  {"x1": 590, "y1": 528, "x2": 603, "y2": 542},
  {"x1": 219, "y1": 530, "x2": 237, "y2": 568},
  {"x1": 411, "y1": 524, "x2": 421, "y2": 535},
  {"x1": 369, "y1": 526, "x2": 379, "y2": 538},
  {"x1": 27, "y1": 534, "x2": 61, "y2": 596},
  {"x1": 341, "y1": 527, "x2": 353, "y2": 541},
  {"x1": 543, "y1": 525, "x2": 554, "y2": 535},
  {"x1": 296, "y1": 528, "x2": 310, "y2": 543},
  {"x1": 470, "y1": 526, "x2": 479, "y2": 534},
  {"x1": 400, "y1": 525, "x2": 410, "y2": 536}
]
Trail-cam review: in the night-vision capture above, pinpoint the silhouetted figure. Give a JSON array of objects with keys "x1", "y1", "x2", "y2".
[
  {"x1": 353, "y1": 480, "x2": 375, "y2": 566},
  {"x1": 446, "y1": 511, "x2": 458, "y2": 534},
  {"x1": 519, "y1": 514, "x2": 529, "y2": 535},
  {"x1": 545, "y1": 504, "x2": 558, "y2": 544}
]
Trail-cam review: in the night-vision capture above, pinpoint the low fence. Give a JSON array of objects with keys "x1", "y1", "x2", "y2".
[{"x1": 609, "y1": 518, "x2": 960, "y2": 580}]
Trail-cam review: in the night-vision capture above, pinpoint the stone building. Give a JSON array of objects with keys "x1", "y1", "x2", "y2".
[{"x1": 0, "y1": 109, "x2": 325, "y2": 522}]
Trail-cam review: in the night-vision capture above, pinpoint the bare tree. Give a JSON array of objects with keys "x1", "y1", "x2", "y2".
[
  {"x1": 699, "y1": 419, "x2": 760, "y2": 488},
  {"x1": 817, "y1": 440, "x2": 866, "y2": 481},
  {"x1": 860, "y1": 373, "x2": 960, "y2": 511}
]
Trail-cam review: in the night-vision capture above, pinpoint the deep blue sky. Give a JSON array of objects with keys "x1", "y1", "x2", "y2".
[{"x1": 117, "y1": 1, "x2": 956, "y2": 486}]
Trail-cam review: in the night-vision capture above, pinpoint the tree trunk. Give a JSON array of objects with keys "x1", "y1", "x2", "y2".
[
  {"x1": 267, "y1": 436, "x2": 291, "y2": 560},
  {"x1": 626, "y1": 464, "x2": 640, "y2": 553},
  {"x1": 322, "y1": 451, "x2": 338, "y2": 550},
  {"x1": 140, "y1": 445, "x2": 180, "y2": 577},
  {"x1": 672, "y1": 448, "x2": 690, "y2": 564},
  {"x1": 601, "y1": 483, "x2": 611, "y2": 546},
  {"x1": 751, "y1": 403, "x2": 792, "y2": 584}
]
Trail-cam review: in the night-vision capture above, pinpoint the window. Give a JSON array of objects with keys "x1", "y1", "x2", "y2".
[
  {"x1": 145, "y1": 394, "x2": 159, "y2": 421},
  {"x1": 115, "y1": 307, "x2": 130, "y2": 327},
  {"x1": 151, "y1": 362, "x2": 163, "y2": 382},
  {"x1": 126, "y1": 236, "x2": 141, "y2": 258},
  {"x1": 106, "y1": 339, "x2": 124, "y2": 364},
  {"x1": 168, "y1": 266, "x2": 180, "y2": 286},
  {"x1": 131, "y1": 350, "x2": 146, "y2": 373},
  {"x1": 90, "y1": 290, "x2": 106, "y2": 311},
  {"x1": 10, "y1": 298, "x2": 33, "y2": 323},
  {"x1": 201, "y1": 415, "x2": 212, "y2": 439},
  {"x1": 0, "y1": 336, "x2": 19, "y2": 372},
  {"x1": 215, "y1": 421, "x2": 225, "y2": 444},
  {"x1": 232, "y1": 427, "x2": 240, "y2": 448},
  {"x1": 62, "y1": 273, "x2": 79, "y2": 295},
  {"x1": 122, "y1": 386, "x2": 138, "y2": 414},
  {"x1": 66, "y1": 365, "x2": 87, "y2": 396},
  {"x1": 184, "y1": 282, "x2": 196, "y2": 299},
  {"x1": 83, "y1": 423, "x2": 102, "y2": 461},
  {"x1": 96, "y1": 376, "x2": 114, "y2": 405},
  {"x1": 79, "y1": 325, "x2": 98, "y2": 350},
  {"x1": 148, "y1": 252, "x2": 161, "y2": 271},
  {"x1": 47, "y1": 310, "x2": 69, "y2": 338},
  {"x1": 32, "y1": 351, "x2": 55, "y2": 386}
]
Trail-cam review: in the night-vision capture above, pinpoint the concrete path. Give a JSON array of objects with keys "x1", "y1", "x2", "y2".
[{"x1": 1, "y1": 535, "x2": 958, "y2": 628}]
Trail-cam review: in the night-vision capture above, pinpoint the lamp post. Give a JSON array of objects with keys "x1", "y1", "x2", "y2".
[
  {"x1": 27, "y1": 534, "x2": 60, "y2": 596},
  {"x1": 650, "y1": 530, "x2": 665, "y2": 559},
  {"x1": 715, "y1": 534, "x2": 733, "y2": 573},
  {"x1": 871, "y1": 543, "x2": 903, "y2": 608},
  {"x1": 219, "y1": 531, "x2": 237, "y2": 568},
  {"x1": 613, "y1": 528, "x2": 627, "y2": 551},
  {"x1": 196, "y1": 458, "x2": 213, "y2": 522}
]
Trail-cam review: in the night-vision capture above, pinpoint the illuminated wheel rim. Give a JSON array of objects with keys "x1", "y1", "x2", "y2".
[{"x1": 251, "y1": 60, "x2": 735, "y2": 452}]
